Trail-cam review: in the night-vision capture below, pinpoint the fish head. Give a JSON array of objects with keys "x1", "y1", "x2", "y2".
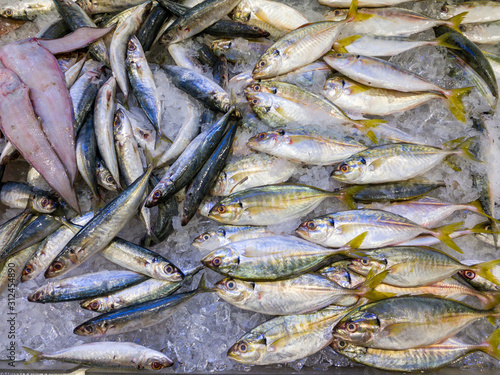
[
  {"x1": 146, "y1": 182, "x2": 170, "y2": 208},
  {"x1": 227, "y1": 334, "x2": 265, "y2": 364},
  {"x1": 80, "y1": 297, "x2": 109, "y2": 312},
  {"x1": 201, "y1": 247, "x2": 240, "y2": 274},
  {"x1": 21, "y1": 261, "x2": 37, "y2": 282},
  {"x1": 247, "y1": 92, "x2": 274, "y2": 118},
  {"x1": 214, "y1": 278, "x2": 254, "y2": 303},
  {"x1": 348, "y1": 257, "x2": 386, "y2": 276},
  {"x1": 324, "y1": 53, "x2": 358, "y2": 71},
  {"x1": 253, "y1": 49, "x2": 283, "y2": 79},
  {"x1": 208, "y1": 200, "x2": 244, "y2": 224},
  {"x1": 321, "y1": 263, "x2": 358, "y2": 289},
  {"x1": 192, "y1": 230, "x2": 225, "y2": 250},
  {"x1": 127, "y1": 35, "x2": 143, "y2": 60},
  {"x1": 333, "y1": 311, "x2": 380, "y2": 344},
  {"x1": 161, "y1": 24, "x2": 185, "y2": 45},
  {"x1": 73, "y1": 321, "x2": 105, "y2": 336},
  {"x1": 32, "y1": 194, "x2": 58, "y2": 214},
  {"x1": 439, "y1": 3, "x2": 451, "y2": 19},
  {"x1": 27, "y1": 284, "x2": 51, "y2": 303},
  {"x1": 247, "y1": 129, "x2": 287, "y2": 152},
  {"x1": 96, "y1": 160, "x2": 119, "y2": 191},
  {"x1": 144, "y1": 354, "x2": 174, "y2": 370},
  {"x1": 211, "y1": 172, "x2": 230, "y2": 196},
  {"x1": 295, "y1": 216, "x2": 334, "y2": 244},
  {"x1": 331, "y1": 156, "x2": 366, "y2": 183},
  {"x1": 113, "y1": 108, "x2": 127, "y2": 135},
  {"x1": 44, "y1": 256, "x2": 72, "y2": 278},
  {"x1": 153, "y1": 261, "x2": 184, "y2": 282},
  {"x1": 323, "y1": 76, "x2": 346, "y2": 101},
  {"x1": 330, "y1": 339, "x2": 366, "y2": 356},
  {"x1": 325, "y1": 9, "x2": 348, "y2": 22},
  {"x1": 245, "y1": 82, "x2": 277, "y2": 96}
]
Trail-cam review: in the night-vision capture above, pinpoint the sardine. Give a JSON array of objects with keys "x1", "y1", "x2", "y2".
[{"x1": 193, "y1": 225, "x2": 274, "y2": 252}]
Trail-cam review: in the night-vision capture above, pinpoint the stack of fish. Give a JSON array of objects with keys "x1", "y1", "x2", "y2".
[{"x1": 0, "y1": 0, "x2": 499, "y2": 372}]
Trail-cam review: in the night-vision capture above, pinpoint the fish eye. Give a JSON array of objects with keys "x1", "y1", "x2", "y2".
[
  {"x1": 259, "y1": 61, "x2": 266, "y2": 67},
  {"x1": 90, "y1": 301, "x2": 100, "y2": 310},
  {"x1": 212, "y1": 256, "x2": 222, "y2": 267},
  {"x1": 202, "y1": 234, "x2": 211, "y2": 241},
  {"x1": 227, "y1": 280, "x2": 236, "y2": 290},
  {"x1": 151, "y1": 361, "x2": 163, "y2": 370},
  {"x1": 462, "y1": 270, "x2": 476, "y2": 280},
  {"x1": 153, "y1": 190, "x2": 162, "y2": 199},
  {"x1": 338, "y1": 340, "x2": 347, "y2": 349},
  {"x1": 335, "y1": 53, "x2": 343, "y2": 58},
  {"x1": 251, "y1": 98, "x2": 260, "y2": 106},
  {"x1": 83, "y1": 325, "x2": 94, "y2": 334},
  {"x1": 33, "y1": 291, "x2": 42, "y2": 300},
  {"x1": 128, "y1": 42, "x2": 137, "y2": 51},
  {"x1": 253, "y1": 84, "x2": 261, "y2": 91},
  {"x1": 256, "y1": 132, "x2": 267, "y2": 140},
  {"x1": 217, "y1": 205, "x2": 226, "y2": 214},
  {"x1": 164, "y1": 265, "x2": 174, "y2": 274},
  {"x1": 106, "y1": 176, "x2": 114, "y2": 184},
  {"x1": 306, "y1": 221, "x2": 316, "y2": 230},
  {"x1": 361, "y1": 259, "x2": 369, "y2": 265},
  {"x1": 440, "y1": 5, "x2": 448, "y2": 13},
  {"x1": 5, "y1": 9, "x2": 12, "y2": 17},
  {"x1": 238, "y1": 342, "x2": 248, "y2": 353},
  {"x1": 334, "y1": 9, "x2": 342, "y2": 16},
  {"x1": 277, "y1": 129, "x2": 285, "y2": 136},
  {"x1": 459, "y1": 24, "x2": 466, "y2": 32},
  {"x1": 486, "y1": 224, "x2": 492, "y2": 231},
  {"x1": 346, "y1": 322, "x2": 357, "y2": 332},
  {"x1": 23, "y1": 265, "x2": 33, "y2": 276},
  {"x1": 340, "y1": 164, "x2": 349, "y2": 173},
  {"x1": 252, "y1": 26, "x2": 259, "y2": 31},
  {"x1": 53, "y1": 261, "x2": 64, "y2": 271},
  {"x1": 41, "y1": 198, "x2": 49, "y2": 207}
]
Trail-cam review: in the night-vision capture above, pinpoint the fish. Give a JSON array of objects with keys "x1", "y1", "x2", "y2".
[
  {"x1": 323, "y1": 75, "x2": 445, "y2": 116},
  {"x1": 247, "y1": 128, "x2": 367, "y2": 165},
  {"x1": 76, "y1": 115, "x2": 99, "y2": 202},
  {"x1": 208, "y1": 183, "x2": 341, "y2": 226},
  {"x1": 323, "y1": 53, "x2": 471, "y2": 123},
  {"x1": 228, "y1": 306, "x2": 353, "y2": 365},
  {"x1": 331, "y1": 328, "x2": 500, "y2": 372},
  {"x1": 229, "y1": 0, "x2": 309, "y2": 38},
  {"x1": 213, "y1": 54, "x2": 229, "y2": 89},
  {"x1": 45, "y1": 166, "x2": 153, "y2": 279},
  {"x1": 159, "y1": 0, "x2": 242, "y2": 44},
  {"x1": 137, "y1": 2, "x2": 170, "y2": 52},
  {"x1": 146, "y1": 108, "x2": 234, "y2": 207},
  {"x1": 0, "y1": 0, "x2": 54, "y2": 20},
  {"x1": 23, "y1": 342, "x2": 173, "y2": 369},
  {"x1": 330, "y1": 140, "x2": 477, "y2": 185},
  {"x1": 346, "y1": 246, "x2": 500, "y2": 288},
  {"x1": 0, "y1": 182, "x2": 58, "y2": 214},
  {"x1": 193, "y1": 225, "x2": 275, "y2": 252},
  {"x1": 65, "y1": 56, "x2": 86, "y2": 89},
  {"x1": 160, "y1": 65, "x2": 230, "y2": 113},
  {"x1": 0, "y1": 212, "x2": 32, "y2": 256},
  {"x1": 37, "y1": 19, "x2": 71, "y2": 39},
  {"x1": 0, "y1": 243, "x2": 39, "y2": 293},
  {"x1": 319, "y1": 0, "x2": 425, "y2": 7},
  {"x1": 80, "y1": 266, "x2": 202, "y2": 313},
  {"x1": 365, "y1": 196, "x2": 500, "y2": 228},
  {"x1": 96, "y1": 157, "x2": 119, "y2": 192},
  {"x1": 0, "y1": 67, "x2": 79, "y2": 212},
  {"x1": 214, "y1": 271, "x2": 388, "y2": 315},
  {"x1": 73, "y1": 275, "x2": 208, "y2": 336},
  {"x1": 210, "y1": 154, "x2": 296, "y2": 196},
  {"x1": 332, "y1": 296, "x2": 500, "y2": 350},
  {"x1": 109, "y1": 1, "x2": 152, "y2": 103},
  {"x1": 296, "y1": 209, "x2": 463, "y2": 252},
  {"x1": 200, "y1": 234, "x2": 365, "y2": 280},
  {"x1": 333, "y1": 34, "x2": 457, "y2": 57},
  {"x1": 329, "y1": 7, "x2": 466, "y2": 36},
  {"x1": 440, "y1": 1, "x2": 500, "y2": 24},
  {"x1": 27, "y1": 270, "x2": 147, "y2": 303},
  {"x1": 459, "y1": 20, "x2": 500, "y2": 44},
  {"x1": 181, "y1": 121, "x2": 239, "y2": 226},
  {"x1": 94, "y1": 76, "x2": 120, "y2": 189}
]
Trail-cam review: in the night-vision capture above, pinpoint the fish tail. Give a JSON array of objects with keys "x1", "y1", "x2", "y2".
[
  {"x1": 434, "y1": 33, "x2": 460, "y2": 50},
  {"x1": 341, "y1": 231, "x2": 368, "y2": 251},
  {"x1": 354, "y1": 119, "x2": 386, "y2": 143},
  {"x1": 433, "y1": 221, "x2": 464, "y2": 253},
  {"x1": 360, "y1": 269, "x2": 396, "y2": 301},
  {"x1": 346, "y1": 0, "x2": 373, "y2": 22},
  {"x1": 453, "y1": 136, "x2": 482, "y2": 163},
  {"x1": 472, "y1": 259, "x2": 500, "y2": 288},
  {"x1": 445, "y1": 86, "x2": 472, "y2": 123},
  {"x1": 23, "y1": 347, "x2": 43, "y2": 365},
  {"x1": 333, "y1": 35, "x2": 362, "y2": 53},
  {"x1": 468, "y1": 200, "x2": 500, "y2": 225},
  {"x1": 334, "y1": 186, "x2": 363, "y2": 210},
  {"x1": 481, "y1": 327, "x2": 500, "y2": 360},
  {"x1": 446, "y1": 12, "x2": 468, "y2": 33},
  {"x1": 196, "y1": 273, "x2": 211, "y2": 294}
]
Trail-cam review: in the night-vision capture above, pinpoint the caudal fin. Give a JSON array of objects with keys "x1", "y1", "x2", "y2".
[
  {"x1": 432, "y1": 221, "x2": 464, "y2": 253},
  {"x1": 23, "y1": 347, "x2": 43, "y2": 365},
  {"x1": 445, "y1": 87, "x2": 472, "y2": 123},
  {"x1": 446, "y1": 12, "x2": 468, "y2": 33},
  {"x1": 472, "y1": 259, "x2": 500, "y2": 288},
  {"x1": 481, "y1": 327, "x2": 500, "y2": 360},
  {"x1": 333, "y1": 35, "x2": 362, "y2": 53},
  {"x1": 353, "y1": 119, "x2": 385, "y2": 143},
  {"x1": 359, "y1": 269, "x2": 395, "y2": 301},
  {"x1": 434, "y1": 33, "x2": 461, "y2": 50},
  {"x1": 346, "y1": 0, "x2": 373, "y2": 22},
  {"x1": 452, "y1": 136, "x2": 481, "y2": 163},
  {"x1": 468, "y1": 200, "x2": 500, "y2": 225}
]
